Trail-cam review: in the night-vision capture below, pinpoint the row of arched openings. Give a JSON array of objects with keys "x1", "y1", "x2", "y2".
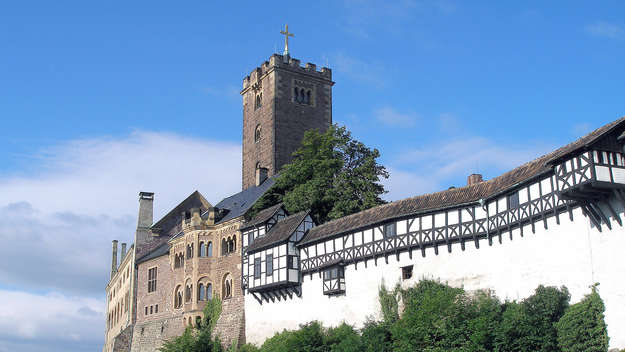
[
  {"x1": 174, "y1": 274, "x2": 232, "y2": 309},
  {"x1": 199, "y1": 241, "x2": 212, "y2": 257},
  {"x1": 221, "y1": 236, "x2": 236, "y2": 255},
  {"x1": 294, "y1": 87, "x2": 312, "y2": 105},
  {"x1": 174, "y1": 252, "x2": 184, "y2": 268}
]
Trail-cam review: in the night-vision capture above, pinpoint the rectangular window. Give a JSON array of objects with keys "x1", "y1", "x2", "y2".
[
  {"x1": 507, "y1": 193, "x2": 520, "y2": 209},
  {"x1": 384, "y1": 223, "x2": 396, "y2": 237},
  {"x1": 266, "y1": 254, "x2": 273, "y2": 276},
  {"x1": 402, "y1": 265, "x2": 413, "y2": 280},
  {"x1": 145, "y1": 306, "x2": 148, "y2": 315},
  {"x1": 148, "y1": 267, "x2": 157, "y2": 293},
  {"x1": 254, "y1": 258, "x2": 261, "y2": 279},
  {"x1": 155, "y1": 304, "x2": 158, "y2": 313},
  {"x1": 150, "y1": 305, "x2": 153, "y2": 314},
  {"x1": 288, "y1": 255, "x2": 298, "y2": 269}
]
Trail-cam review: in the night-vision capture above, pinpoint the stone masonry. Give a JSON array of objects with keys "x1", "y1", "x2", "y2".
[{"x1": 241, "y1": 54, "x2": 334, "y2": 190}]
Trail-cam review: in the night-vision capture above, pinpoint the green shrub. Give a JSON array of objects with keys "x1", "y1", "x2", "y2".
[
  {"x1": 555, "y1": 285, "x2": 609, "y2": 352},
  {"x1": 260, "y1": 321, "x2": 325, "y2": 352},
  {"x1": 360, "y1": 319, "x2": 393, "y2": 352},
  {"x1": 494, "y1": 285, "x2": 570, "y2": 352},
  {"x1": 324, "y1": 323, "x2": 363, "y2": 352}
]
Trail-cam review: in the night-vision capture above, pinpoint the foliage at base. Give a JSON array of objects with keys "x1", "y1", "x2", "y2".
[{"x1": 555, "y1": 284, "x2": 609, "y2": 352}]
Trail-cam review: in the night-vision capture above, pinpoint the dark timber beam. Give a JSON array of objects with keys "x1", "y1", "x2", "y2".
[
  {"x1": 589, "y1": 202, "x2": 612, "y2": 230},
  {"x1": 602, "y1": 199, "x2": 622, "y2": 226}
]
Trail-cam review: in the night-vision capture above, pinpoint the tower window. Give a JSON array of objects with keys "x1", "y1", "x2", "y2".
[
  {"x1": 293, "y1": 84, "x2": 313, "y2": 106},
  {"x1": 255, "y1": 125, "x2": 262, "y2": 143},
  {"x1": 254, "y1": 92, "x2": 262, "y2": 110}
]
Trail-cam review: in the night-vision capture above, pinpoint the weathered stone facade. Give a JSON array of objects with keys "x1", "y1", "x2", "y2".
[{"x1": 241, "y1": 54, "x2": 334, "y2": 190}]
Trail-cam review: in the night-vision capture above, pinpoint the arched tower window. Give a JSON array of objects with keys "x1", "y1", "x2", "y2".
[
  {"x1": 254, "y1": 125, "x2": 261, "y2": 143},
  {"x1": 221, "y1": 238, "x2": 227, "y2": 255},
  {"x1": 207, "y1": 242, "x2": 213, "y2": 257}
]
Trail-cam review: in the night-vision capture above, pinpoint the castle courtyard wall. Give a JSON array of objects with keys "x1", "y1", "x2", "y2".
[{"x1": 245, "y1": 202, "x2": 625, "y2": 349}]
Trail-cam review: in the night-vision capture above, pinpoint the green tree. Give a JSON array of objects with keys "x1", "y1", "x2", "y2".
[
  {"x1": 324, "y1": 323, "x2": 363, "y2": 352},
  {"x1": 360, "y1": 320, "x2": 393, "y2": 352},
  {"x1": 494, "y1": 285, "x2": 570, "y2": 352},
  {"x1": 260, "y1": 321, "x2": 325, "y2": 352},
  {"x1": 159, "y1": 296, "x2": 224, "y2": 352},
  {"x1": 556, "y1": 284, "x2": 609, "y2": 352},
  {"x1": 251, "y1": 124, "x2": 388, "y2": 224}
]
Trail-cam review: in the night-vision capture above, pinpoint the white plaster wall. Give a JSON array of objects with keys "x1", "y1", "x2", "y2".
[{"x1": 245, "y1": 202, "x2": 625, "y2": 349}]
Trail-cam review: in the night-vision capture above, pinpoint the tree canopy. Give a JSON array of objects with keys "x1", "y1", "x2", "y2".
[{"x1": 251, "y1": 124, "x2": 389, "y2": 224}]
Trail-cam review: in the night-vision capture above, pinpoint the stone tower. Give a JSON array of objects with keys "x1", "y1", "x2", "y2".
[{"x1": 241, "y1": 53, "x2": 334, "y2": 190}]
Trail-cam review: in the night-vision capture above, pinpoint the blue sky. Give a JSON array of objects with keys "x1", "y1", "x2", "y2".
[{"x1": 0, "y1": 1, "x2": 624, "y2": 351}]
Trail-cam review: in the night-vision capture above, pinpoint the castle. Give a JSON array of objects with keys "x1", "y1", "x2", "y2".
[{"x1": 104, "y1": 31, "x2": 625, "y2": 351}]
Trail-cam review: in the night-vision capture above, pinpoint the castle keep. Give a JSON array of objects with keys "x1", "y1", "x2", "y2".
[{"x1": 104, "y1": 31, "x2": 625, "y2": 351}]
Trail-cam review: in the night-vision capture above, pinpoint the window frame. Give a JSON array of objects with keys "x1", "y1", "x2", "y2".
[
  {"x1": 254, "y1": 258, "x2": 261, "y2": 279},
  {"x1": 266, "y1": 254, "x2": 273, "y2": 276},
  {"x1": 147, "y1": 267, "x2": 157, "y2": 293}
]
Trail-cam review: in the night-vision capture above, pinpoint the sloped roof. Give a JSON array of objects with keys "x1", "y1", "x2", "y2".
[
  {"x1": 206, "y1": 177, "x2": 276, "y2": 225},
  {"x1": 136, "y1": 242, "x2": 169, "y2": 264},
  {"x1": 151, "y1": 190, "x2": 211, "y2": 233},
  {"x1": 246, "y1": 211, "x2": 308, "y2": 253},
  {"x1": 300, "y1": 116, "x2": 625, "y2": 246},
  {"x1": 241, "y1": 203, "x2": 284, "y2": 230}
]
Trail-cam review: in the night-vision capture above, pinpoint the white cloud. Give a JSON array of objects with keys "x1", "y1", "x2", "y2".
[
  {"x1": 586, "y1": 21, "x2": 625, "y2": 40},
  {"x1": 374, "y1": 106, "x2": 418, "y2": 127},
  {"x1": 383, "y1": 136, "x2": 553, "y2": 201},
  {"x1": 0, "y1": 290, "x2": 104, "y2": 349},
  {"x1": 0, "y1": 131, "x2": 241, "y2": 351}
]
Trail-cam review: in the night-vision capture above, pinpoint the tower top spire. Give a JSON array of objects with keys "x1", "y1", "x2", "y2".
[{"x1": 280, "y1": 24, "x2": 294, "y2": 56}]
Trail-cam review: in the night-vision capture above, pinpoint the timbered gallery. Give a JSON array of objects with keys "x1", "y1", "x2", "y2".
[
  {"x1": 104, "y1": 35, "x2": 625, "y2": 351},
  {"x1": 241, "y1": 116, "x2": 625, "y2": 349}
]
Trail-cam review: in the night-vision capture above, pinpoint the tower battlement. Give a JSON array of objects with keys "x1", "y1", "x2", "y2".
[{"x1": 242, "y1": 54, "x2": 332, "y2": 91}]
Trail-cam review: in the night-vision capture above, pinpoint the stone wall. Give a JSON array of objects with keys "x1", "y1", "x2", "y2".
[
  {"x1": 130, "y1": 317, "x2": 185, "y2": 352},
  {"x1": 112, "y1": 325, "x2": 133, "y2": 352}
]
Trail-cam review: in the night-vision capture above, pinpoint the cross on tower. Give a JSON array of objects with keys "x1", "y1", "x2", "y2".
[{"x1": 280, "y1": 24, "x2": 294, "y2": 56}]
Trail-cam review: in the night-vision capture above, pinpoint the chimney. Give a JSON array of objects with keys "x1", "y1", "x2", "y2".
[
  {"x1": 135, "y1": 192, "x2": 155, "y2": 258},
  {"x1": 121, "y1": 243, "x2": 127, "y2": 259},
  {"x1": 467, "y1": 174, "x2": 483, "y2": 186},
  {"x1": 138, "y1": 192, "x2": 154, "y2": 228},
  {"x1": 111, "y1": 240, "x2": 118, "y2": 279},
  {"x1": 255, "y1": 167, "x2": 268, "y2": 187}
]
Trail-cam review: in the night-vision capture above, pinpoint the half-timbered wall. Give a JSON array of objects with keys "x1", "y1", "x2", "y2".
[
  {"x1": 243, "y1": 215, "x2": 314, "y2": 292},
  {"x1": 245, "y1": 151, "x2": 625, "y2": 349}
]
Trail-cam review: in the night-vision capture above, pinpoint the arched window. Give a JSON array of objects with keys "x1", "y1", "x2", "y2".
[
  {"x1": 233, "y1": 235, "x2": 236, "y2": 251},
  {"x1": 185, "y1": 284, "x2": 192, "y2": 303},
  {"x1": 174, "y1": 286, "x2": 183, "y2": 308},
  {"x1": 186, "y1": 245, "x2": 191, "y2": 259},
  {"x1": 207, "y1": 242, "x2": 213, "y2": 257},
  {"x1": 255, "y1": 125, "x2": 262, "y2": 143},
  {"x1": 221, "y1": 238, "x2": 227, "y2": 255},
  {"x1": 196, "y1": 316, "x2": 202, "y2": 328},
  {"x1": 222, "y1": 273, "x2": 233, "y2": 299},
  {"x1": 306, "y1": 90, "x2": 311, "y2": 104},
  {"x1": 207, "y1": 283, "x2": 213, "y2": 300},
  {"x1": 198, "y1": 283, "x2": 205, "y2": 301},
  {"x1": 199, "y1": 242, "x2": 205, "y2": 257},
  {"x1": 294, "y1": 87, "x2": 299, "y2": 102}
]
